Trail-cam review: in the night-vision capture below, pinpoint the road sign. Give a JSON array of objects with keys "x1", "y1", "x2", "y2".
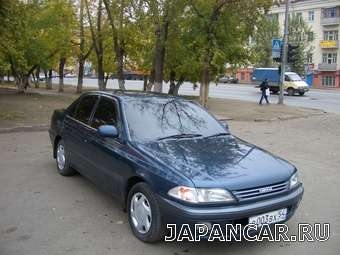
[{"x1": 272, "y1": 39, "x2": 282, "y2": 59}]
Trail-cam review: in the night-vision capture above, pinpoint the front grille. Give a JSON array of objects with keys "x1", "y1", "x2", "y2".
[{"x1": 233, "y1": 181, "x2": 289, "y2": 201}]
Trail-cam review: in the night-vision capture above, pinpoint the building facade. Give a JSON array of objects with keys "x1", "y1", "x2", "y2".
[{"x1": 270, "y1": 0, "x2": 340, "y2": 88}]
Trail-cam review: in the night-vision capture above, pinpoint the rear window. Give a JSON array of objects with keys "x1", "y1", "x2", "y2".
[{"x1": 72, "y1": 95, "x2": 98, "y2": 124}]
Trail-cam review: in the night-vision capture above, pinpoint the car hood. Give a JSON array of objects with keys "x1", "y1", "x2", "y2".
[
  {"x1": 134, "y1": 135, "x2": 295, "y2": 190},
  {"x1": 293, "y1": 81, "x2": 309, "y2": 87}
]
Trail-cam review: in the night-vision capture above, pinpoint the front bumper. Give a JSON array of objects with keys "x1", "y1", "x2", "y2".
[
  {"x1": 297, "y1": 87, "x2": 309, "y2": 92},
  {"x1": 158, "y1": 185, "x2": 303, "y2": 226}
]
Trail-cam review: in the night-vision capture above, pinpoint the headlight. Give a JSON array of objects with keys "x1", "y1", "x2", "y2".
[
  {"x1": 168, "y1": 186, "x2": 235, "y2": 203},
  {"x1": 289, "y1": 172, "x2": 299, "y2": 189}
]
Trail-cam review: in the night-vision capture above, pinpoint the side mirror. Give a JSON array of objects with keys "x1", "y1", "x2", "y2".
[
  {"x1": 98, "y1": 125, "x2": 118, "y2": 138},
  {"x1": 219, "y1": 119, "x2": 229, "y2": 131}
]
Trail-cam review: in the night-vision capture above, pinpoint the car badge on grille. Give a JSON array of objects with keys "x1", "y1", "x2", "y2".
[{"x1": 259, "y1": 186, "x2": 273, "y2": 193}]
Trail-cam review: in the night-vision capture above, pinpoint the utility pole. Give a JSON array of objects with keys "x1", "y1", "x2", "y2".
[{"x1": 279, "y1": 0, "x2": 290, "y2": 104}]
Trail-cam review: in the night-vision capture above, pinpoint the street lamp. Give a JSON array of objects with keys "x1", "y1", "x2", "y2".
[{"x1": 278, "y1": 0, "x2": 290, "y2": 104}]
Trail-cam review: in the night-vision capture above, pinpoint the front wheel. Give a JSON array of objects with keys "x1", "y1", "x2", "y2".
[
  {"x1": 298, "y1": 91, "x2": 305, "y2": 96},
  {"x1": 287, "y1": 88, "x2": 295, "y2": 96},
  {"x1": 127, "y1": 183, "x2": 164, "y2": 242}
]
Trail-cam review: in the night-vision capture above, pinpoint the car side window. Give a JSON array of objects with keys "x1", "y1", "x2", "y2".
[
  {"x1": 72, "y1": 95, "x2": 98, "y2": 124},
  {"x1": 91, "y1": 97, "x2": 117, "y2": 129}
]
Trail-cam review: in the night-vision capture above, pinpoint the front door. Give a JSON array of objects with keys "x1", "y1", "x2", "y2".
[{"x1": 85, "y1": 96, "x2": 129, "y2": 197}]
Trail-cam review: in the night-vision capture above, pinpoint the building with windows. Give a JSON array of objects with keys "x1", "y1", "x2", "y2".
[{"x1": 270, "y1": 0, "x2": 340, "y2": 88}]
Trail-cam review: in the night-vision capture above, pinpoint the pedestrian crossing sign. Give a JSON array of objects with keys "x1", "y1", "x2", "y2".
[{"x1": 272, "y1": 39, "x2": 282, "y2": 59}]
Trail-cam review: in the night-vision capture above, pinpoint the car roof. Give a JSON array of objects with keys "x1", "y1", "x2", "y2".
[{"x1": 83, "y1": 90, "x2": 183, "y2": 101}]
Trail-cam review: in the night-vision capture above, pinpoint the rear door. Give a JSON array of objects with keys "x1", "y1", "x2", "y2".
[{"x1": 63, "y1": 94, "x2": 99, "y2": 175}]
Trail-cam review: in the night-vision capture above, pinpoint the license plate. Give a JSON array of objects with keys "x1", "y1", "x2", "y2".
[{"x1": 248, "y1": 208, "x2": 287, "y2": 226}]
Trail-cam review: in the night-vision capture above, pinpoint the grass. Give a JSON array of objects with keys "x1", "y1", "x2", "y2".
[{"x1": 0, "y1": 89, "x2": 76, "y2": 128}]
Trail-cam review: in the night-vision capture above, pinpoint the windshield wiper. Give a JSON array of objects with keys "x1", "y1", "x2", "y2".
[
  {"x1": 157, "y1": 133, "x2": 203, "y2": 141},
  {"x1": 205, "y1": 132, "x2": 229, "y2": 139}
]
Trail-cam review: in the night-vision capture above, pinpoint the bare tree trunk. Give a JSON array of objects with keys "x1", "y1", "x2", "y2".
[
  {"x1": 146, "y1": 69, "x2": 155, "y2": 92},
  {"x1": 168, "y1": 71, "x2": 183, "y2": 96},
  {"x1": 116, "y1": 48, "x2": 125, "y2": 90},
  {"x1": 104, "y1": 73, "x2": 109, "y2": 88},
  {"x1": 153, "y1": 24, "x2": 163, "y2": 93},
  {"x1": 44, "y1": 70, "x2": 48, "y2": 89},
  {"x1": 16, "y1": 74, "x2": 29, "y2": 93},
  {"x1": 200, "y1": 59, "x2": 210, "y2": 107},
  {"x1": 77, "y1": 0, "x2": 85, "y2": 94},
  {"x1": 168, "y1": 70, "x2": 176, "y2": 95},
  {"x1": 143, "y1": 75, "x2": 148, "y2": 91},
  {"x1": 103, "y1": 0, "x2": 125, "y2": 91},
  {"x1": 85, "y1": 0, "x2": 105, "y2": 91},
  {"x1": 98, "y1": 56, "x2": 105, "y2": 90},
  {"x1": 153, "y1": 16, "x2": 169, "y2": 93},
  {"x1": 77, "y1": 59, "x2": 84, "y2": 93},
  {"x1": 16, "y1": 77, "x2": 25, "y2": 93},
  {"x1": 58, "y1": 57, "x2": 66, "y2": 92},
  {"x1": 45, "y1": 69, "x2": 52, "y2": 89},
  {"x1": 34, "y1": 67, "x2": 40, "y2": 88}
]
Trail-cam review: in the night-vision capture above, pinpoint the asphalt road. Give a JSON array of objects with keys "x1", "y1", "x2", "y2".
[
  {"x1": 1, "y1": 114, "x2": 339, "y2": 255},
  {"x1": 55, "y1": 78, "x2": 340, "y2": 114}
]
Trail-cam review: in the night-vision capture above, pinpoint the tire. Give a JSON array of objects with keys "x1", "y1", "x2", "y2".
[
  {"x1": 55, "y1": 140, "x2": 76, "y2": 176},
  {"x1": 298, "y1": 91, "x2": 305, "y2": 96},
  {"x1": 127, "y1": 182, "x2": 164, "y2": 242},
  {"x1": 287, "y1": 88, "x2": 295, "y2": 96}
]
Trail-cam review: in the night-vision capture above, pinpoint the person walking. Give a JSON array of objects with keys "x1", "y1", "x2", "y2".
[{"x1": 259, "y1": 78, "x2": 270, "y2": 105}]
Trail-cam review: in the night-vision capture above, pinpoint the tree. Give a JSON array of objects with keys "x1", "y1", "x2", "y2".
[
  {"x1": 76, "y1": 0, "x2": 93, "y2": 93},
  {"x1": 288, "y1": 13, "x2": 314, "y2": 75},
  {"x1": 0, "y1": 0, "x2": 77, "y2": 92},
  {"x1": 163, "y1": 1, "x2": 199, "y2": 95},
  {"x1": 252, "y1": 16, "x2": 280, "y2": 67},
  {"x1": 186, "y1": 0, "x2": 273, "y2": 107},
  {"x1": 55, "y1": 1, "x2": 76, "y2": 92},
  {"x1": 85, "y1": 0, "x2": 106, "y2": 90},
  {"x1": 0, "y1": 51, "x2": 10, "y2": 83},
  {"x1": 103, "y1": 0, "x2": 127, "y2": 90}
]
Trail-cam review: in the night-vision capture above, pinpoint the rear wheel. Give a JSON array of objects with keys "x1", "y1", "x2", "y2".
[
  {"x1": 56, "y1": 140, "x2": 76, "y2": 176},
  {"x1": 287, "y1": 88, "x2": 295, "y2": 96},
  {"x1": 127, "y1": 183, "x2": 164, "y2": 242}
]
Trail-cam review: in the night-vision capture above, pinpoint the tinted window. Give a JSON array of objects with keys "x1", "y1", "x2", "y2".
[
  {"x1": 91, "y1": 97, "x2": 117, "y2": 129},
  {"x1": 73, "y1": 96, "x2": 98, "y2": 124},
  {"x1": 123, "y1": 96, "x2": 225, "y2": 142}
]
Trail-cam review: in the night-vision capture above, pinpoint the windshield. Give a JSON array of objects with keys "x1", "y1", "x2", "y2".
[
  {"x1": 287, "y1": 73, "x2": 302, "y2": 81},
  {"x1": 123, "y1": 96, "x2": 226, "y2": 142}
]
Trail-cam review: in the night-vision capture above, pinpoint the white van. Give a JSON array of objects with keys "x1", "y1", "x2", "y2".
[{"x1": 284, "y1": 72, "x2": 309, "y2": 96}]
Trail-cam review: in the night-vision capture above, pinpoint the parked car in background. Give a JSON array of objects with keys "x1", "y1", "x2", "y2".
[
  {"x1": 49, "y1": 91, "x2": 304, "y2": 242},
  {"x1": 218, "y1": 75, "x2": 239, "y2": 84}
]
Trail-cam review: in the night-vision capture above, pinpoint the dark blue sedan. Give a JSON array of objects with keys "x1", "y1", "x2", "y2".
[{"x1": 49, "y1": 91, "x2": 303, "y2": 242}]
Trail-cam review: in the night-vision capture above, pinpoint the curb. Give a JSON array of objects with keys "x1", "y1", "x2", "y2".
[{"x1": 0, "y1": 124, "x2": 49, "y2": 134}]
